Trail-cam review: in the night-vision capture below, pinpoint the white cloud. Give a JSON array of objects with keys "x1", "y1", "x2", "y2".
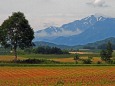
[
  {"x1": 35, "y1": 28, "x2": 82, "y2": 38},
  {"x1": 87, "y1": 0, "x2": 108, "y2": 7},
  {"x1": 35, "y1": 31, "x2": 48, "y2": 37}
]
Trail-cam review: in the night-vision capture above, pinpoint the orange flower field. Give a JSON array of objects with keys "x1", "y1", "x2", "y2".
[{"x1": 0, "y1": 66, "x2": 115, "y2": 86}]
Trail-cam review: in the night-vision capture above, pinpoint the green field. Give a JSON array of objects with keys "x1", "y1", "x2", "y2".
[{"x1": 19, "y1": 54, "x2": 75, "y2": 59}]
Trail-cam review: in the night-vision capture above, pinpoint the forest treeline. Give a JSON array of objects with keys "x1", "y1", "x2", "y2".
[{"x1": 24, "y1": 46, "x2": 69, "y2": 54}]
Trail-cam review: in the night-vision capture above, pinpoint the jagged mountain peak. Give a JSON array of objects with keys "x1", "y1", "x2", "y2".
[{"x1": 82, "y1": 15, "x2": 106, "y2": 23}]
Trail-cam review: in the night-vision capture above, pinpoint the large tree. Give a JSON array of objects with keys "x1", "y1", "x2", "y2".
[{"x1": 0, "y1": 12, "x2": 34, "y2": 61}]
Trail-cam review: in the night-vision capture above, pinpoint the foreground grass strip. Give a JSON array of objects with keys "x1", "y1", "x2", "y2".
[{"x1": 0, "y1": 63, "x2": 115, "y2": 67}]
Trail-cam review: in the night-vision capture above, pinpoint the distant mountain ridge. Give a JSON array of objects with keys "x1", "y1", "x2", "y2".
[
  {"x1": 84, "y1": 37, "x2": 115, "y2": 48},
  {"x1": 34, "y1": 37, "x2": 115, "y2": 50},
  {"x1": 34, "y1": 15, "x2": 115, "y2": 45}
]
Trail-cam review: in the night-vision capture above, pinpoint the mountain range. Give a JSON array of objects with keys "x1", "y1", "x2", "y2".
[{"x1": 34, "y1": 15, "x2": 115, "y2": 46}]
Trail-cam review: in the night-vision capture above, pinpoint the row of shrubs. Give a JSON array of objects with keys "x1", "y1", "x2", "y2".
[
  {"x1": 75, "y1": 58, "x2": 115, "y2": 64},
  {"x1": 74, "y1": 54, "x2": 115, "y2": 64},
  {"x1": 14, "y1": 59, "x2": 60, "y2": 64}
]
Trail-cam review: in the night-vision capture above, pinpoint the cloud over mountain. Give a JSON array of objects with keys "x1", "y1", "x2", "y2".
[{"x1": 35, "y1": 28, "x2": 82, "y2": 38}]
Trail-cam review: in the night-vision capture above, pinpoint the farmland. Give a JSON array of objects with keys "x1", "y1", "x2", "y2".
[
  {"x1": 0, "y1": 50, "x2": 115, "y2": 86},
  {"x1": 0, "y1": 66, "x2": 114, "y2": 86}
]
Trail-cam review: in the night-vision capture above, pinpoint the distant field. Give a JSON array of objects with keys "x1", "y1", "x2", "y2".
[
  {"x1": 0, "y1": 66, "x2": 114, "y2": 86},
  {"x1": 50, "y1": 57, "x2": 102, "y2": 63},
  {"x1": 19, "y1": 51, "x2": 101, "y2": 58},
  {"x1": 0, "y1": 50, "x2": 115, "y2": 63},
  {"x1": 0, "y1": 53, "x2": 108, "y2": 63},
  {"x1": 18, "y1": 53, "x2": 103, "y2": 63},
  {"x1": 0, "y1": 55, "x2": 25, "y2": 61},
  {"x1": 0, "y1": 54, "x2": 74, "y2": 61}
]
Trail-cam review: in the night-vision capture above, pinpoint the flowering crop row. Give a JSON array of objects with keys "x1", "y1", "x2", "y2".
[{"x1": 0, "y1": 66, "x2": 114, "y2": 86}]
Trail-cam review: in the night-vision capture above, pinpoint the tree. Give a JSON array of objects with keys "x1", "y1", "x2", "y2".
[
  {"x1": 100, "y1": 42, "x2": 113, "y2": 61},
  {"x1": 106, "y1": 41, "x2": 113, "y2": 59},
  {"x1": 0, "y1": 12, "x2": 34, "y2": 61},
  {"x1": 74, "y1": 54, "x2": 80, "y2": 63},
  {"x1": 100, "y1": 50, "x2": 107, "y2": 61}
]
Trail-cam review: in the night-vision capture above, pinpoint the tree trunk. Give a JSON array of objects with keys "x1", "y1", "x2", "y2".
[{"x1": 14, "y1": 46, "x2": 17, "y2": 62}]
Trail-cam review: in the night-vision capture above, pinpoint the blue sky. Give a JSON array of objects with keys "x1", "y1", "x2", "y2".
[{"x1": 0, "y1": 0, "x2": 115, "y2": 31}]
